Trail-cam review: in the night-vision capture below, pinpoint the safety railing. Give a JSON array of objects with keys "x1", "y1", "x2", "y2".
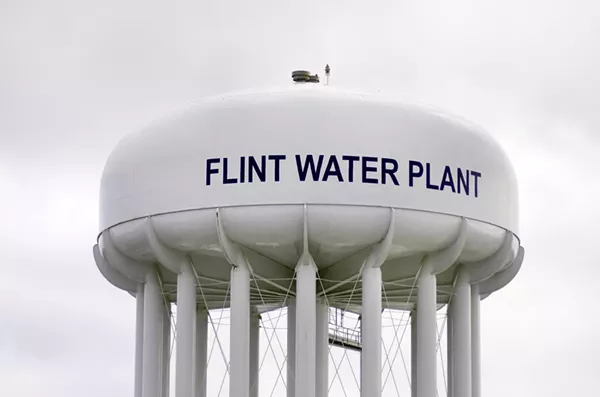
[{"x1": 328, "y1": 307, "x2": 362, "y2": 350}]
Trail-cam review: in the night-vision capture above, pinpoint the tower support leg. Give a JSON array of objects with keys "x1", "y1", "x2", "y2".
[
  {"x1": 295, "y1": 263, "x2": 316, "y2": 397},
  {"x1": 162, "y1": 303, "x2": 171, "y2": 397},
  {"x1": 250, "y1": 311, "x2": 260, "y2": 397},
  {"x1": 142, "y1": 271, "x2": 162, "y2": 397},
  {"x1": 287, "y1": 299, "x2": 296, "y2": 397},
  {"x1": 230, "y1": 264, "x2": 250, "y2": 397},
  {"x1": 453, "y1": 269, "x2": 472, "y2": 397},
  {"x1": 411, "y1": 310, "x2": 417, "y2": 397},
  {"x1": 471, "y1": 284, "x2": 481, "y2": 397},
  {"x1": 135, "y1": 283, "x2": 145, "y2": 397},
  {"x1": 196, "y1": 308, "x2": 208, "y2": 397},
  {"x1": 176, "y1": 262, "x2": 197, "y2": 397},
  {"x1": 447, "y1": 298, "x2": 455, "y2": 397},
  {"x1": 361, "y1": 266, "x2": 382, "y2": 397},
  {"x1": 416, "y1": 263, "x2": 437, "y2": 397},
  {"x1": 316, "y1": 302, "x2": 329, "y2": 397}
]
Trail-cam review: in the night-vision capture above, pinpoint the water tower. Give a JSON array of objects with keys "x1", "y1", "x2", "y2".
[{"x1": 93, "y1": 70, "x2": 524, "y2": 397}]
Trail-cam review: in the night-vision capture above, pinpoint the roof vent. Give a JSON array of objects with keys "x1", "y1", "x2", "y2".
[{"x1": 292, "y1": 70, "x2": 320, "y2": 83}]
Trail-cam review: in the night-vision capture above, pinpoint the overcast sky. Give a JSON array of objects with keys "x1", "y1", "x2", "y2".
[{"x1": 2, "y1": 0, "x2": 600, "y2": 396}]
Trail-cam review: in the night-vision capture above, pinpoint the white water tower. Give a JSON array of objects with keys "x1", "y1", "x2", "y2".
[{"x1": 93, "y1": 72, "x2": 524, "y2": 397}]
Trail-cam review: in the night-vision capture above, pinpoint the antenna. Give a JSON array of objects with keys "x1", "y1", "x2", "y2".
[{"x1": 325, "y1": 64, "x2": 331, "y2": 85}]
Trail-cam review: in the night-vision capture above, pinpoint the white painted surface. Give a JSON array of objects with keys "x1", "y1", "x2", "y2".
[
  {"x1": 410, "y1": 310, "x2": 417, "y2": 397},
  {"x1": 100, "y1": 85, "x2": 518, "y2": 234},
  {"x1": 250, "y1": 312, "x2": 260, "y2": 397},
  {"x1": 161, "y1": 303, "x2": 171, "y2": 397},
  {"x1": 93, "y1": 83, "x2": 525, "y2": 397},
  {"x1": 447, "y1": 299, "x2": 454, "y2": 397},
  {"x1": 453, "y1": 269, "x2": 472, "y2": 397},
  {"x1": 471, "y1": 284, "x2": 481, "y2": 397},
  {"x1": 142, "y1": 271, "x2": 162, "y2": 397},
  {"x1": 230, "y1": 263, "x2": 250, "y2": 397},
  {"x1": 315, "y1": 302, "x2": 329, "y2": 397},
  {"x1": 196, "y1": 309, "x2": 208, "y2": 397},
  {"x1": 135, "y1": 283, "x2": 144, "y2": 397},
  {"x1": 361, "y1": 266, "x2": 382, "y2": 397},
  {"x1": 176, "y1": 263, "x2": 197, "y2": 397},
  {"x1": 287, "y1": 300, "x2": 296, "y2": 397},
  {"x1": 416, "y1": 262, "x2": 437, "y2": 397},
  {"x1": 295, "y1": 262, "x2": 317, "y2": 397}
]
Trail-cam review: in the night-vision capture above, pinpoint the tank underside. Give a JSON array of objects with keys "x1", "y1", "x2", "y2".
[{"x1": 96, "y1": 204, "x2": 521, "y2": 313}]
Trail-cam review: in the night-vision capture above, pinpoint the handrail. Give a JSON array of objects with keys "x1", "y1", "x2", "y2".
[{"x1": 328, "y1": 307, "x2": 362, "y2": 347}]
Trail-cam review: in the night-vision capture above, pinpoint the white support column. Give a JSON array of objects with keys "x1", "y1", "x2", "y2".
[
  {"x1": 157, "y1": 301, "x2": 165, "y2": 396},
  {"x1": 461, "y1": 232, "x2": 515, "y2": 397},
  {"x1": 416, "y1": 219, "x2": 468, "y2": 397},
  {"x1": 142, "y1": 271, "x2": 162, "y2": 397},
  {"x1": 453, "y1": 269, "x2": 472, "y2": 397},
  {"x1": 250, "y1": 311, "x2": 260, "y2": 397},
  {"x1": 196, "y1": 308, "x2": 208, "y2": 397},
  {"x1": 295, "y1": 262, "x2": 317, "y2": 397},
  {"x1": 416, "y1": 262, "x2": 437, "y2": 397},
  {"x1": 361, "y1": 266, "x2": 382, "y2": 397},
  {"x1": 176, "y1": 262, "x2": 197, "y2": 397},
  {"x1": 135, "y1": 283, "x2": 145, "y2": 397},
  {"x1": 287, "y1": 299, "x2": 296, "y2": 397},
  {"x1": 360, "y1": 319, "x2": 363, "y2": 386},
  {"x1": 471, "y1": 284, "x2": 481, "y2": 397},
  {"x1": 411, "y1": 310, "x2": 417, "y2": 397},
  {"x1": 230, "y1": 263, "x2": 251, "y2": 397},
  {"x1": 315, "y1": 302, "x2": 329, "y2": 397},
  {"x1": 162, "y1": 302, "x2": 171, "y2": 397},
  {"x1": 447, "y1": 298, "x2": 455, "y2": 397}
]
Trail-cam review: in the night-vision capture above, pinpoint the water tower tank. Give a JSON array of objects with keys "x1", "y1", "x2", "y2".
[{"x1": 93, "y1": 82, "x2": 524, "y2": 397}]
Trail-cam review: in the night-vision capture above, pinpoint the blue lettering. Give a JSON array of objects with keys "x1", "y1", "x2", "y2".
[
  {"x1": 248, "y1": 156, "x2": 267, "y2": 182},
  {"x1": 381, "y1": 158, "x2": 399, "y2": 185},
  {"x1": 362, "y1": 156, "x2": 378, "y2": 184},
  {"x1": 323, "y1": 155, "x2": 344, "y2": 182},
  {"x1": 457, "y1": 168, "x2": 469, "y2": 195},
  {"x1": 409, "y1": 160, "x2": 423, "y2": 186},
  {"x1": 296, "y1": 154, "x2": 324, "y2": 181},
  {"x1": 268, "y1": 155, "x2": 286, "y2": 182},
  {"x1": 342, "y1": 155, "x2": 360, "y2": 182},
  {"x1": 425, "y1": 163, "x2": 439, "y2": 190},
  {"x1": 206, "y1": 155, "x2": 480, "y2": 197},
  {"x1": 239, "y1": 156, "x2": 246, "y2": 183},
  {"x1": 471, "y1": 171, "x2": 481, "y2": 198},
  {"x1": 206, "y1": 158, "x2": 220, "y2": 186},
  {"x1": 440, "y1": 165, "x2": 456, "y2": 193},
  {"x1": 223, "y1": 158, "x2": 237, "y2": 184}
]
